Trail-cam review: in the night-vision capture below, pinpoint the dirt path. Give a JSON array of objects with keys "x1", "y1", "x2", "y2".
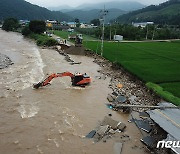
[{"x1": 0, "y1": 30, "x2": 152, "y2": 154}]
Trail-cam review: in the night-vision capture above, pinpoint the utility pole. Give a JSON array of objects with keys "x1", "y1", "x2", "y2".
[
  {"x1": 145, "y1": 24, "x2": 149, "y2": 40},
  {"x1": 100, "y1": 6, "x2": 108, "y2": 57},
  {"x1": 110, "y1": 24, "x2": 112, "y2": 41},
  {"x1": 152, "y1": 25, "x2": 156, "y2": 40}
]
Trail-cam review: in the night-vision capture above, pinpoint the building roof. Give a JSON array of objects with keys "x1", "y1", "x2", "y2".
[{"x1": 147, "y1": 102, "x2": 180, "y2": 140}]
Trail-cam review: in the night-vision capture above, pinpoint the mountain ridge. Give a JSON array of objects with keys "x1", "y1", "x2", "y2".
[
  {"x1": 49, "y1": 1, "x2": 146, "y2": 12},
  {"x1": 115, "y1": 0, "x2": 180, "y2": 25},
  {"x1": 0, "y1": 0, "x2": 72, "y2": 21}
]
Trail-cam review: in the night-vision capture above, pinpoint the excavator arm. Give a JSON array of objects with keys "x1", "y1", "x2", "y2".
[{"x1": 33, "y1": 72, "x2": 74, "y2": 89}]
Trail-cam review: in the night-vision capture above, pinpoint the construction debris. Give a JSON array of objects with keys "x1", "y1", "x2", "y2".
[
  {"x1": 55, "y1": 46, "x2": 82, "y2": 65},
  {"x1": 86, "y1": 130, "x2": 96, "y2": 138},
  {"x1": 107, "y1": 94, "x2": 116, "y2": 102},
  {"x1": 139, "y1": 112, "x2": 150, "y2": 119},
  {"x1": 86, "y1": 116, "x2": 126, "y2": 142},
  {"x1": 146, "y1": 102, "x2": 180, "y2": 147},
  {"x1": 115, "y1": 95, "x2": 127, "y2": 103},
  {"x1": 140, "y1": 136, "x2": 155, "y2": 148},
  {"x1": 134, "y1": 119, "x2": 152, "y2": 133}
]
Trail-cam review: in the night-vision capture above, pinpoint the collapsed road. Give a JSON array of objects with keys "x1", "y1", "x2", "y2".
[{"x1": 0, "y1": 29, "x2": 177, "y2": 154}]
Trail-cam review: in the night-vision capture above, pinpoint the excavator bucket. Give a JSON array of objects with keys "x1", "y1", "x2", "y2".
[{"x1": 33, "y1": 82, "x2": 42, "y2": 89}]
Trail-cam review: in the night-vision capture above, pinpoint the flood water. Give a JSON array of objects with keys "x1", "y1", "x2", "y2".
[{"x1": 0, "y1": 30, "x2": 150, "y2": 154}]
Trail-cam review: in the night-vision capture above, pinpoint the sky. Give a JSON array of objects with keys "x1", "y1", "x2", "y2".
[{"x1": 25, "y1": 0, "x2": 168, "y2": 8}]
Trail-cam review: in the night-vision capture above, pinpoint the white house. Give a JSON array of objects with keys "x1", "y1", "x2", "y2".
[
  {"x1": 114, "y1": 35, "x2": 123, "y2": 41},
  {"x1": 67, "y1": 22, "x2": 76, "y2": 28},
  {"x1": 132, "y1": 22, "x2": 154, "y2": 28}
]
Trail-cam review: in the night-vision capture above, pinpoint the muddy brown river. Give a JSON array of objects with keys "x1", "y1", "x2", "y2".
[{"x1": 0, "y1": 30, "x2": 150, "y2": 154}]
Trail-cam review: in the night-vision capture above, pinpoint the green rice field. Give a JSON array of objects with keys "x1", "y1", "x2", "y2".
[{"x1": 83, "y1": 41, "x2": 180, "y2": 105}]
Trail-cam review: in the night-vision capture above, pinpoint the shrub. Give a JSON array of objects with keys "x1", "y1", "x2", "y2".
[
  {"x1": 29, "y1": 20, "x2": 46, "y2": 34},
  {"x1": 2, "y1": 18, "x2": 19, "y2": 31},
  {"x1": 21, "y1": 26, "x2": 31, "y2": 36}
]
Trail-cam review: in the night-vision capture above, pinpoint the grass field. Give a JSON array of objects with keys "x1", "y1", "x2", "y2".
[{"x1": 83, "y1": 41, "x2": 180, "y2": 105}]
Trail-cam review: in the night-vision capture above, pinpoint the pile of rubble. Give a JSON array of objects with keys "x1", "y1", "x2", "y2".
[
  {"x1": 55, "y1": 46, "x2": 81, "y2": 65},
  {"x1": 86, "y1": 116, "x2": 128, "y2": 143},
  {"x1": 85, "y1": 50, "x2": 161, "y2": 108}
]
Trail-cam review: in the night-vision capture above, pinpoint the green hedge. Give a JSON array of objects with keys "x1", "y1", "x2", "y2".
[
  {"x1": 146, "y1": 82, "x2": 180, "y2": 106},
  {"x1": 29, "y1": 33, "x2": 58, "y2": 46}
]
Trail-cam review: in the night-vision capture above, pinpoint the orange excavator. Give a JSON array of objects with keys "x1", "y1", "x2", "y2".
[{"x1": 33, "y1": 72, "x2": 91, "y2": 89}]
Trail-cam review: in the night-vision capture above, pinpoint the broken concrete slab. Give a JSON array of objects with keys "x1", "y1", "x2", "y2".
[
  {"x1": 140, "y1": 136, "x2": 155, "y2": 148},
  {"x1": 113, "y1": 142, "x2": 123, "y2": 154},
  {"x1": 86, "y1": 130, "x2": 96, "y2": 138},
  {"x1": 139, "y1": 112, "x2": 150, "y2": 119},
  {"x1": 107, "y1": 94, "x2": 116, "y2": 102},
  {"x1": 101, "y1": 116, "x2": 126, "y2": 131},
  {"x1": 115, "y1": 95, "x2": 127, "y2": 103},
  {"x1": 117, "y1": 122, "x2": 126, "y2": 131},
  {"x1": 96, "y1": 125, "x2": 109, "y2": 137},
  {"x1": 134, "y1": 119, "x2": 152, "y2": 133},
  {"x1": 101, "y1": 116, "x2": 119, "y2": 129}
]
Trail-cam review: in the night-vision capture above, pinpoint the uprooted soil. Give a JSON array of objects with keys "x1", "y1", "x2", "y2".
[{"x1": 64, "y1": 46, "x2": 87, "y2": 55}]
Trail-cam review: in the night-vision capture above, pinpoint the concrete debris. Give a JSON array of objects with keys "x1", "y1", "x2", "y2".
[
  {"x1": 86, "y1": 116, "x2": 126, "y2": 142},
  {"x1": 96, "y1": 125, "x2": 109, "y2": 137},
  {"x1": 139, "y1": 112, "x2": 150, "y2": 119},
  {"x1": 134, "y1": 119, "x2": 152, "y2": 133},
  {"x1": 140, "y1": 136, "x2": 155, "y2": 148},
  {"x1": 85, "y1": 50, "x2": 161, "y2": 112},
  {"x1": 113, "y1": 142, "x2": 123, "y2": 154},
  {"x1": 146, "y1": 102, "x2": 180, "y2": 141},
  {"x1": 86, "y1": 130, "x2": 96, "y2": 138},
  {"x1": 115, "y1": 95, "x2": 127, "y2": 103},
  {"x1": 117, "y1": 122, "x2": 126, "y2": 131},
  {"x1": 55, "y1": 47, "x2": 81, "y2": 65},
  {"x1": 107, "y1": 94, "x2": 116, "y2": 102},
  {"x1": 101, "y1": 116, "x2": 120, "y2": 130}
]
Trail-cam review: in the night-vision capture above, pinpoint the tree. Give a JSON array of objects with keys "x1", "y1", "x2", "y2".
[
  {"x1": 29, "y1": 20, "x2": 46, "y2": 34},
  {"x1": 75, "y1": 18, "x2": 80, "y2": 23},
  {"x1": 21, "y1": 25, "x2": 31, "y2": 36},
  {"x1": 2, "y1": 18, "x2": 19, "y2": 31},
  {"x1": 90, "y1": 19, "x2": 100, "y2": 26}
]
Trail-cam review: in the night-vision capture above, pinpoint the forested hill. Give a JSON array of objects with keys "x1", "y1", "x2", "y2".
[
  {"x1": 115, "y1": 0, "x2": 180, "y2": 25},
  {"x1": 65, "y1": 9, "x2": 126, "y2": 23},
  {"x1": 0, "y1": 0, "x2": 72, "y2": 21}
]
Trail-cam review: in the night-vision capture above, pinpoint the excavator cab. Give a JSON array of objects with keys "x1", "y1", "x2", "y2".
[
  {"x1": 72, "y1": 75, "x2": 84, "y2": 85},
  {"x1": 75, "y1": 34, "x2": 83, "y2": 47}
]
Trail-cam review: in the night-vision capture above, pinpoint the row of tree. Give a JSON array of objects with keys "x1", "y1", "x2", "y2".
[
  {"x1": 2, "y1": 18, "x2": 46, "y2": 34},
  {"x1": 76, "y1": 24, "x2": 180, "y2": 40}
]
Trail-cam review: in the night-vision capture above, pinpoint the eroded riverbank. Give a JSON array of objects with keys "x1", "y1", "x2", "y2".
[{"x1": 0, "y1": 30, "x2": 160, "y2": 154}]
